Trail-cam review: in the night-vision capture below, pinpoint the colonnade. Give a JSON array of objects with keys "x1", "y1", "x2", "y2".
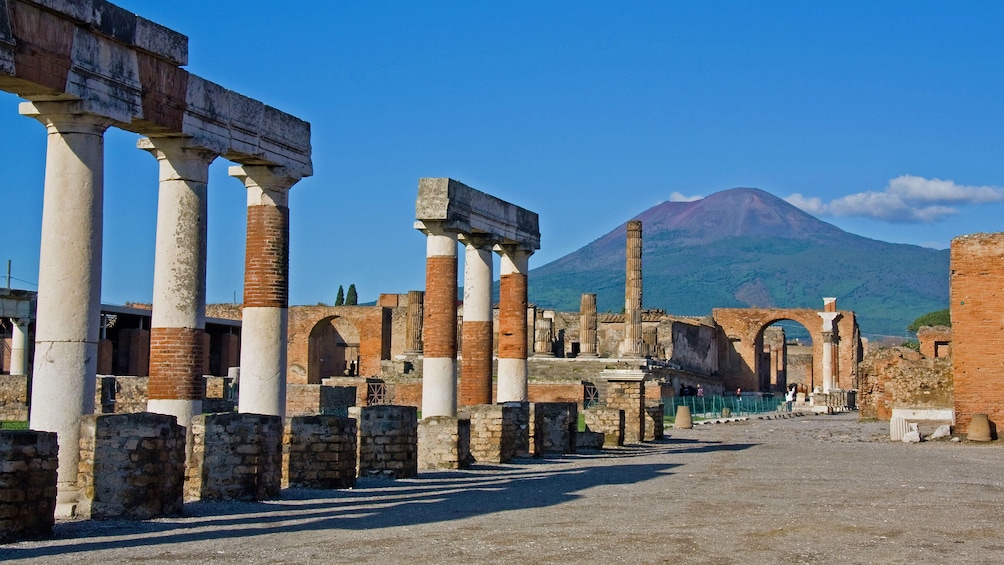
[{"x1": 414, "y1": 178, "x2": 540, "y2": 417}]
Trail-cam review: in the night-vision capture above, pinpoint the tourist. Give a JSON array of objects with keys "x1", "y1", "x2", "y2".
[
  {"x1": 696, "y1": 384, "x2": 704, "y2": 397},
  {"x1": 785, "y1": 385, "x2": 795, "y2": 411}
]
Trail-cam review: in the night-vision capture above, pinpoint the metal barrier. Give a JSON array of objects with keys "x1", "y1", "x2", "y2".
[{"x1": 664, "y1": 394, "x2": 786, "y2": 420}]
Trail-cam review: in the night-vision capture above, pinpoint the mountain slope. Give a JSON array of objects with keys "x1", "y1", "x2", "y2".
[{"x1": 529, "y1": 188, "x2": 950, "y2": 338}]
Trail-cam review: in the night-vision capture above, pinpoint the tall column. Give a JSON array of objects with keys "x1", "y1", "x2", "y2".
[
  {"x1": 818, "y1": 309, "x2": 841, "y2": 393},
  {"x1": 404, "y1": 290, "x2": 424, "y2": 354},
  {"x1": 496, "y1": 245, "x2": 531, "y2": 402},
  {"x1": 230, "y1": 165, "x2": 299, "y2": 418},
  {"x1": 579, "y1": 293, "x2": 598, "y2": 357},
  {"x1": 140, "y1": 138, "x2": 217, "y2": 428},
  {"x1": 20, "y1": 101, "x2": 114, "y2": 498},
  {"x1": 420, "y1": 223, "x2": 458, "y2": 417},
  {"x1": 620, "y1": 220, "x2": 643, "y2": 357},
  {"x1": 460, "y1": 236, "x2": 493, "y2": 406},
  {"x1": 9, "y1": 318, "x2": 28, "y2": 376},
  {"x1": 533, "y1": 316, "x2": 554, "y2": 357}
]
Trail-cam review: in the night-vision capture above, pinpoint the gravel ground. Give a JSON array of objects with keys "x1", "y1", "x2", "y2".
[{"x1": 2, "y1": 411, "x2": 1003, "y2": 564}]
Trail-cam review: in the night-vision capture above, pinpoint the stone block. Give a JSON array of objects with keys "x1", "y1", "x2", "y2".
[
  {"x1": 0, "y1": 431, "x2": 57, "y2": 542},
  {"x1": 532, "y1": 402, "x2": 577, "y2": 455},
  {"x1": 283, "y1": 416, "x2": 357, "y2": 489},
  {"x1": 349, "y1": 406, "x2": 417, "y2": 479},
  {"x1": 186, "y1": 413, "x2": 282, "y2": 501},
  {"x1": 418, "y1": 416, "x2": 471, "y2": 471},
  {"x1": 583, "y1": 407, "x2": 625, "y2": 448}
]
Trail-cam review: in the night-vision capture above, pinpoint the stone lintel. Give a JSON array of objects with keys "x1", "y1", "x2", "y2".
[
  {"x1": 599, "y1": 368, "x2": 651, "y2": 382},
  {"x1": 0, "y1": 288, "x2": 36, "y2": 319},
  {"x1": 416, "y1": 178, "x2": 540, "y2": 249}
]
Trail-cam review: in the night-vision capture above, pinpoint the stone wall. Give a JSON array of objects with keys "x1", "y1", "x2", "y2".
[
  {"x1": 350, "y1": 405, "x2": 418, "y2": 479},
  {"x1": 0, "y1": 374, "x2": 28, "y2": 420},
  {"x1": 917, "y1": 326, "x2": 952, "y2": 360},
  {"x1": 465, "y1": 404, "x2": 523, "y2": 464},
  {"x1": 604, "y1": 379, "x2": 645, "y2": 443},
  {"x1": 77, "y1": 413, "x2": 185, "y2": 519},
  {"x1": 531, "y1": 402, "x2": 577, "y2": 455},
  {"x1": 950, "y1": 233, "x2": 1004, "y2": 433},
  {"x1": 417, "y1": 416, "x2": 471, "y2": 470},
  {"x1": 786, "y1": 345, "x2": 814, "y2": 392},
  {"x1": 0, "y1": 431, "x2": 57, "y2": 542},
  {"x1": 186, "y1": 413, "x2": 282, "y2": 501},
  {"x1": 283, "y1": 416, "x2": 357, "y2": 489},
  {"x1": 857, "y1": 347, "x2": 953, "y2": 421},
  {"x1": 287, "y1": 305, "x2": 392, "y2": 384},
  {"x1": 583, "y1": 407, "x2": 624, "y2": 447},
  {"x1": 286, "y1": 384, "x2": 357, "y2": 417},
  {"x1": 644, "y1": 403, "x2": 665, "y2": 441}
]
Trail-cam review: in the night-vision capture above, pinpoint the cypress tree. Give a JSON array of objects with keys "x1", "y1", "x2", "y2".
[
  {"x1": 335, "y1": 285, "x2": 344, "y2": 306},
  {"x1": 346, "y1": 284, "x2": 358, "y2": 305}
]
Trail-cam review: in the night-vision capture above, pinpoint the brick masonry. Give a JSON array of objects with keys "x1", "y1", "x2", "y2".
[
  {"x1": 423, "y1": 256, "x2": 458, "y2": 359},
  {"x1": 283, "y1": 416, "x2": 357, "y2": 489},
  {"x1": 604, "y1": 380, "x2": 646, "y2": 443},
  {"x1": 644, "y1": 403, "x2": 665, "y2": 441},
  {"x1": 583, "y1": 407, "x2": 625, "y2": 447},
  {"x1": 77, "y1": 413, "x2": 186, "y2": 520},
  {"x1": 0, "y1": 431, "x2": 57, "y2": 543},
  {"x1": 465, "y1": 403, "x2": 525, "y2": 464},
  {"x1": 148, "y1": 326, "x2": 205, "y2": 400},
  {"x1": 858, "y1": 347, "x2": 953, "y2": 421},
  {"x1": 460, "y1": 320, "x2": 493, "y2": 405},
  {"x1": 950, "y1": 233, "x2": 1004, "y2": 433},
  {"x1": 917, "y1": 326, "x2": 952, "y2": 359},
  {"x1": 498, "y1": 273, "x2": 528, "y2": 359},
  {"x1": 0, "y1": 375, "x2": 28, "y2": 420},
  {"x1": 349, "y1": 405, "x2": 418, "y2": 479},
  {"x1": 186, "y1": 413, "x2": 282, "y2": 502},
  {"x1": 244, "y1": 205, "x2": 290, "y2": 308}
]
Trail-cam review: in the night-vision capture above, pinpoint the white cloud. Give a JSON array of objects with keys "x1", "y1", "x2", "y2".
[
  {"x1": 784, "y1": 175, "x2": 1004, "y2": 223},
  {"x1": 669, "y1": 191, "x2": 703, "y2": 202}
]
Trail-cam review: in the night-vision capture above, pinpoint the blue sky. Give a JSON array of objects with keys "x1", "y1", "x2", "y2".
[{"x1": 3, "y1": 1, "x2": 1004, "y2": 307}]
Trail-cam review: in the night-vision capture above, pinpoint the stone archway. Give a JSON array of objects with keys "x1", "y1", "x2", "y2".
[
  {"x1": 306, "y1": 316, "x2": 360, "y2": 384},
  {"x1": 713, "y1": 308, "x2": 859, "y2": 392}
]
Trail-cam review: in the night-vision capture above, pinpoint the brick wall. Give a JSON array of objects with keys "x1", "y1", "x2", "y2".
[
  {"x1": 858, "y1": 347, "x2": 954, "y2": 420},
  {"x1": 950, "y1": 233, "x2": 1004, "y2": 432},
  {"x1": 244, "y1": 205, "x2": 289, "y2": 308},
  {"x1": 148, "y1": 326, "x2": 205, "y2": 400},
  {"x1": 417, "y1": 416, "x2": 470, "y2": 470},
  {"x1": 466, "y1": 404, "x2": 525, "y2": 463},
  {"x1": 604, "y1": 380, "x2": 645, "y2": 443},
  {"x1": 583, "y1": 407, "x2": 624, "y2": 447},
  {"x1": 917, "y1": 326, "x2": 952, "y2": 359}
]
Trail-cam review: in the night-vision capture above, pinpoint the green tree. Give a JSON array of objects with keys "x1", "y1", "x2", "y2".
[
  {"x1": 346, "y1": 284, "x2": 358, "y2": 305},
  {"x1": 334, "y1": 285, "x2": 344, "y2": 306},
  {"x1": 907, "y1": 308, "x2": 950, "y2": 332}
]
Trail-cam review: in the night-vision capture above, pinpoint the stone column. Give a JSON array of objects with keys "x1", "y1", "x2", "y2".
[
  {"x1": 620, "y1": 220, "x2": 643, "y2": 357},
  {"x1": 496, "y1": 245, "x2": 531, "y2": 402},
  {"x1": 20, "y1": 101, "x2": 114, "y2": 498},
  {"x1": 9, "y1": 318, "x2": 29, "y2": 377},
  {"x1": 460, "y1": 236, "x2": 494, "y2": 406},
  {"x1": 818, "y1": 310, "x2": 841, "y2": 393},
  {"x1": 140, "y1": 138, "x2": 217, "y2": 428},
  {"x1": 419, "y1": 223, "x2": 458, "y2": 417},
  {"x1": 404, "y1": 290, "x2": 424, "y2": 354},
  {"x1": 579, "y1": 293, "x2": 598, "y2": 357},
  {"x1": 230, "y1": 165, "x2": 299, "y2": 418},
  {"x1": 533, "y1": 316, "x2": 554, "y2": 357}
]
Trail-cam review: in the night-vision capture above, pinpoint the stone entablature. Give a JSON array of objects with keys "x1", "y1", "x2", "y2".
[{"x1": 415, "y1": 178, "x2": 540, "y2": 249}]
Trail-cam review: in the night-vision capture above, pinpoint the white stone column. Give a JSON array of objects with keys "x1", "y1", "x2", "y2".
[
  {"x1": 139, "y1": 137, "x2": 217, "y2": 428},
  {"x1": 20, "y1": 101, "x2": 114, "y2": 499},
  {"x1": 9, "y1": 318, "x2": 29, "y2": 377},
  {"x1": 496, "y1": 245, "x2": 531, "y2": 402},
  {"x1": 230, "y1": 165, "x2": 300, "y2": 418},
  {"x1": 420, "y1": 224, "x2": 459, "y2": 417},
  {"x1": 460, "y1": 236, "x2": 494, "y2": 406},
  {"x1": 818, "y1": 311, "x2": 840, "y2": 393}
]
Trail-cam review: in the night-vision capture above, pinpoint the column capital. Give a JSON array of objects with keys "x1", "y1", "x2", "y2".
[
  {"x1": 138, "y1": 137, "x2": 218, "y2": 178},
  {"x1": 229, "y1": 165, "x2": 301, "y2": 207},
  {"x1": 818, "y1": 311, "x2": 841, "y2": 333},
  {"x1": 19, "y1": 101, "x2": 116, "y2": 134},
  {"x1": 458, "y1": 233, "x2": 496, "y2": 249}
]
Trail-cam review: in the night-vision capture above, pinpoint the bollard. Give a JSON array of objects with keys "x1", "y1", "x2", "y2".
[
  {"x1": 722, "y1": 407, "x2": 731, "y2": 418},
  {"x1": 674, "y1": 405, "x2": 693, "y2": 429},
  {"x1": 968, "y1": 414, "x2": 992, "y2": 442}
]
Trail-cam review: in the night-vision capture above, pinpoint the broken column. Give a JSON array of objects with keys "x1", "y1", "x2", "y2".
[
  {"x1": 419, "y1": 222, "x2": 459, "y2": 417},
  {"x1": 533, "y1": 314, "x2": 555, "y2": 357},
  {"x1": 404, "y1": 290, "x2": 424, "y2": 354},
  {"x1": 620, "y1": 220, "x2": 643, "y2": 357},
  {"x1": 230, "y1": 166, "x2": 301, "y2": 419},
  {"x1": 460, "y1": 236, "x2": 494, "y2": 406},
  {"x1": 579, "y1": 293, "x2": 598, "y2": 357},
  {"x1": 21, "y1": 101, "x2": 114, "y2": 501},
  {"x1": 140, "y1": 137, "x2": 217, "y2": 428},
  {"x1": 818, "y1": 298, "x2": 840, "y2": 393},
  {"x1": 497, "y1": 245, "x2": 532, "y2": 402}
]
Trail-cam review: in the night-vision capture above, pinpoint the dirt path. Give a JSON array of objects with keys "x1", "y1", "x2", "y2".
[{"x1": 2, "y1": 412, "x2": 1002, "y2": 564}]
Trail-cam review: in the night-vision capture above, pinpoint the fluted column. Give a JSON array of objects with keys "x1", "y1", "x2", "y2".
[
  {"x1": 9, "y1": 318, "x2": 28, "y2": 376},
  {"x1": 533, "y1": 316, "x2": 554, "y2": 357},
  {"x1": 404, "y1": 290, "x2": 424, "y2": 354},
  {"x1": 460, "y1": 236, "x2": 494, "y2": 406},
  {"x1": 620, "y1": 220, "x2": 643, "y2": 357},
  {"x1": 579, "y1": 293, "x2": 598, "y2": 357},
  {"x1": 818, "y1": 310, "x2": 841, "y2": 393},
  {"x1": 230, "y1": 165, "x2": 299, "y2": 418},
  {"x1": 496, "y1": 245, "x2": 532, "y2": 402},
  {"x1": 140, "y1": 137, "x2": 217, "y2": 428},
  {"x1": 20, "y1": 101, "x2": 114, "y2": 497},
  {"x1": 420, "y1": 222, "x2": 458, "y2": 417}
]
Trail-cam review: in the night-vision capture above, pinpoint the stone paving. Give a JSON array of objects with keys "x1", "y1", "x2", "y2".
[{"x1": 1, "y1": 411, "x2": 1002, "y2": 564}]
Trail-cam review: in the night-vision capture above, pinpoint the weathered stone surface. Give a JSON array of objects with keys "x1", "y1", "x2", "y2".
[
  {"x1": 283, "y1": 416, "x2": 356, "y2": 489},
  {"x1": 857, "y1": 347, "x2": 953, "y2": 421},
  {"x1": 531, "y1": 402, "x2": 577, "y2": 455},
  {"x1": 77, "y1": 412, "x2": 185, "y2": 520},
  {"x1": 0, "y1": 430, "x2": 57, "y2": 542},
  {"x1": 415, "y1": 178, "x2": 540, "y2": 249},
  {"x1": 417, "y1": 416, "x2": 470, "y2": 471},
  {"x1": 349, "y1": 406, "x2": 417, "y2": 479},
  {"x1": 583, "y1": 407, "x2": 624, "y2": 447},
  {"x1": 186, "y1": 413, "x2": 282, "y2": 501}
]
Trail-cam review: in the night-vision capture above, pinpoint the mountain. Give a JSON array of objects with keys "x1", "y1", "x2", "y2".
[{"x1": 529, "y1": 187, "x2": 950, "y2": 338}]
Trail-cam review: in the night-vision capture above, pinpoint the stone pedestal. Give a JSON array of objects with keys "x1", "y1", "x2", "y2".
[
  {"x1": 466, "y1": 404, "x2": 526, "y2": 464},
  {"x1": 583, "y1": 407, "x2": 625, "y2": 447},
  {"x1": 532, "y1": 402, "x2": 577, "y2": 455},
  {"x1": 350, "y1": 405, "x2": 418, "y2": 478},
  {"x1": 186, "y1": 413, "x2": 282, "y2": 502},
  {"x1": 283, "y1": 415, "x2": 357, "y2": 489},
  {"x1": 0, "y1": 431, "x2": 57, "y2": 543},
  {"x1": 418, "y1": 416, "x2": 471, "y2": 470},
  {"x1": 601, "y1": 368, "x2": 649, "y2": 443}
]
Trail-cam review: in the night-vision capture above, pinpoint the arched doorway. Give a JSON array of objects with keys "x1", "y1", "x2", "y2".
[
  {"x1": 307, "y1": 316, "x2": 361, "y2": 384},
  {"x1": 755, "y1": 320, "x2": 813, "y2": 393}
]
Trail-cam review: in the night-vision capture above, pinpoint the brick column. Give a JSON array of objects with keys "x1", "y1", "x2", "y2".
[
  {"x1": 420, "y1": 223, "x2": 458, "y2": 417},
  {"x1": 9, "y1": 318, "x2": 29, "y2": 377},
  {"x1": 579, "y1": 293, "x2": 598, "y2": 357},
  {"x1": 230, "y1": 165, "x2": 300, "y2": 418},
  {"x1": 460, "y1": 236, "x2": 494, "y2": 406},
  {"x1": 20, "y1": 101, "x2": 114, "y2": 500},
  {"x1": 496, "y1": 245, "x2": 532, "y2": 402},
  {"x1": 404, "y1": 290, "x2": 424, "y2": 354},
  {"x1": 140, "y1": 137, "x2": 217, "y2": 428},
  {"x1": 621, "y1": 220, "x2": 643, "y2": 357}
]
